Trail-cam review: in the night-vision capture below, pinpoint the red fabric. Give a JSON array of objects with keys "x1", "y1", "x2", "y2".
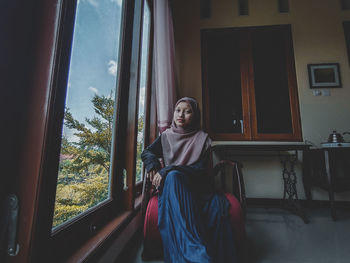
[
  {"x1": 143, "y1": 193, "x2": 245, "y2": 243},
  {"x1": 224, "y1": 193, "x2": 246, "y2": 243},
  {"x1": 144, "y1": 196, "x2": 161, "y2": 241}
]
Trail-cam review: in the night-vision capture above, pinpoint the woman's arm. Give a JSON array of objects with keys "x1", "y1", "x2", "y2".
[
  {"x1": 156, "y1": 149, "x2": 211, "y2": 192},
  {"x1": 141, "y1": 136, "x2": 163, "y2": 173}
]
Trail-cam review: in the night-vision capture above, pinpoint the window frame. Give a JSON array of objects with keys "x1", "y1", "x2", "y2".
[
  {"x1": 134, "y1": 0, "x2": 154, "y2": 197},
  {"x1": 343, "y1": 21, "x2": 350, "y2": 66},
  {"x1": 201, "y1": 24, "x2": 302, "y2": 142},
  {"x1": 30, "y1": 0, "x2": 153, "y2": 261}
]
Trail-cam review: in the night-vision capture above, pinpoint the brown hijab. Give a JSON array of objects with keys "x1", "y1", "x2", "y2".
[{"x1": 161, "y1": 97, "x2": 211, "y2": 166}]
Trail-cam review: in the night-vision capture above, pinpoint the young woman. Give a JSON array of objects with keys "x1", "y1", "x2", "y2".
[{"x1": 141, "y1": 97, "x2": 238, "y2": 263}]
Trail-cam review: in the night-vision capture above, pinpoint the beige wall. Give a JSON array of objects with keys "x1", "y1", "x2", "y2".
[{"x1": 173, "y1": 0, "x2": 350, "y2": 199}]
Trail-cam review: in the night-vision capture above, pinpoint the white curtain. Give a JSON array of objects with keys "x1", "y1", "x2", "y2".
[{"x1": 153, "y1": 0, "x2": 177, "y2": 133}]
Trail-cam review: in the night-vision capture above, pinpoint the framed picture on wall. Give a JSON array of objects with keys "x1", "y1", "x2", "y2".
[{"x1": 307, "y1": 63, "x2": 342, "y2": 88}]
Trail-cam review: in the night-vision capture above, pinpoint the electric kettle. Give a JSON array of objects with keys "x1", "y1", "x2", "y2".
[{"x1": 328, "y1": 131, "x2": 344, "y2": 143}]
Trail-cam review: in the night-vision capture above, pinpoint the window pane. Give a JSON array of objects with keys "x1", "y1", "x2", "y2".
[
  {"x1": 252, "y1": 28, "x2": 293, "y2": 134},
  {"x1": 53, "y1": 0, "x2": 123, "y2": 229},
  {"x1": 136, "y1": 1, "x2": 151, "y2": 184},
  {"x1": 205, "y1": 30, "x2": 243, "y2": 134}
]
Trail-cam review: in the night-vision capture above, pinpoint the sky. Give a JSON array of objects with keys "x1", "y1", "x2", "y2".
[{"x1": 62, "y1": 0, "x2": 150, "y2": 142}]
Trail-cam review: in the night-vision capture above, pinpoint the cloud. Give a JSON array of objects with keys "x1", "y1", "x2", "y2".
[
  {"x1": 88, "y1": 86, "x2": 99, "y2": 94},
  {"x1": 111, "y1": 0, "x2": 122, "y2": 6},
  {"x1": 82, "y1": 0, "x2": 122, "y2": 8},
  {"x1": 86, "y1": 0, "x2": 99, "y2": 7},
  {"x1": 140, "y1": 86, "x2": 145, "y2": 104},
  {"x1": 108, "y1": 60, "x2": 118, "y2": 76}
]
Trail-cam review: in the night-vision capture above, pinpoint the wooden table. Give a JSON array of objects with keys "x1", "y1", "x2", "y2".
[{"x1": 212, "y1": 141, "x2": 312, "y2": 223}]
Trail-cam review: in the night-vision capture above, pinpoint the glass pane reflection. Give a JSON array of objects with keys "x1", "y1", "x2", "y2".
[
  {"x1": 206, "y1": 30, "x2": 243, "y2": 134},
  {"x1": 136, "y1": 2, "x2": 151, "y2": 183},
  {"x1": 52, "y1": 0, "x2": 123, "y2": 229}
]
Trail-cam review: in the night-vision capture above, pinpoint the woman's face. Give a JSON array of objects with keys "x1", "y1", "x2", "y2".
[{"x1": 173, "y1": 102, "x2": 194, "y2": 129}]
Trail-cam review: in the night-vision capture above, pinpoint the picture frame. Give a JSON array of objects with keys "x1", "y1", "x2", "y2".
[{"x1": 307, "y1": 63, "x2": 342, "y2": 88}]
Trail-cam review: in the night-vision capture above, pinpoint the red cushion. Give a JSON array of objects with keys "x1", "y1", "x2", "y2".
[
  {"x1": 143, "y1": 193, "x2": 245, "y2": 243},
  {"x1": 224, "y1": 193, "x2": 246, "y2": 243},
  {"x1": 144, "y1": 196, "x2": 161, "y2": 241}
]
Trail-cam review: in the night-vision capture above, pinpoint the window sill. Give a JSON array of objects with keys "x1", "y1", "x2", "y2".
[{"x1": 65, "y1": 209, "x2": 137, "y2": 263}]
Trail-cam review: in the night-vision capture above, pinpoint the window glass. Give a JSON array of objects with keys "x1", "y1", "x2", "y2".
[
  {"x1": 135, "y1": 1, "x2": 151, "y2": 184},
  {"x1": 52, "y1": 0, "x2": 123, "y2": 229},
  {"x1": 205, "y1": 30, "x2": 243, "y2": 134},
  {"x1": 252, "y1": 29, "x2": 292, "y2": 134},
  {"x1": 201, "y1": 25, "x2": 301, "y2": 141}
]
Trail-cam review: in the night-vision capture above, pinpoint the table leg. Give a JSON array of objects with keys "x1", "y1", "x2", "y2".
[
  {"x1": 280, "y1": 152, "x2": 309, "y2": 224},
  {"x1": 324, "y1": 150, "x2": 337, "y2": 221},
  {"x1": 302, "y1": 149, "x2": 312, "y2": 204}
]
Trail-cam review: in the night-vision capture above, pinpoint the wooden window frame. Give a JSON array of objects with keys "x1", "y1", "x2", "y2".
[
  {"x1": 29, "y1": 0, "x2": 154, "y2": 261},
  {"x1": 201, "y1": 24, "x2": 302, "y2": 142},
  {"x1": 343, "y1": 21, "x2": 350, "y2": 66},
  {"x1": 134, "y1": 0, "x2": 154, "y2": 198}
]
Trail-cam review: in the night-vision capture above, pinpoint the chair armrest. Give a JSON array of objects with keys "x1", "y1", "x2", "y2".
[
  {"x1": 141, "y1": 158, "x2": 164, "y2": 216},
  {"x1": 141, "y1": 174, "x2": 152, "y2": 216}
]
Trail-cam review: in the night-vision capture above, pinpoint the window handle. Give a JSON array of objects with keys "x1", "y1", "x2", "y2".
[
  {"x1": 1, "y1": 194, "x2": 20, "y2": 256},
  {"x1": 123, "y1": 169, "x2": 128, "y2": 190}
]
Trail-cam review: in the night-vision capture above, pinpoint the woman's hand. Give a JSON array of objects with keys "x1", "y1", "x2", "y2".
[{"x1": 148, "y1": 170, "x2": 162, "y2": 189}]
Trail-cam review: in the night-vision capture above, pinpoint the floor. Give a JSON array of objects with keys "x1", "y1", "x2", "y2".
[{"x1": 118, "y1": 207, "x2": 350, "y2": 263}]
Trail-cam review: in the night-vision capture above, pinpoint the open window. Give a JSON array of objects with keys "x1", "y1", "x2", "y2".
[
  {"x1": 201, "y1": 24, "x2": 302, "y2": 141},
  {"x1": 30, "y1": 0, "x2": 153, "y2": 261},
  {"x1": 135, "y1": 0, "x2": 152, "y2": 190}
]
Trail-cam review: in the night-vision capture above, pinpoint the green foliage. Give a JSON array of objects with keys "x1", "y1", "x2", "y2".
[
  {"x1": 136, "y1": 114, "x2": 145, "y2": 182},
  {"x1": 53, "y1": 166, "x2": 109, "y2": 227},
  {"x1": 53, "y1": 93, "x2": 113, "y2": 228},
  {"x1": 53, "y1": 93, "x2": 145, "y2": 228},
  {"x1": 63, "y1": 94, "x2": 114, "y2": 172}
]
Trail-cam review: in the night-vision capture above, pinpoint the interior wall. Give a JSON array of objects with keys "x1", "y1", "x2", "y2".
[{"x1": 173, "y1": 0, "x2": 350, "y2": 200}]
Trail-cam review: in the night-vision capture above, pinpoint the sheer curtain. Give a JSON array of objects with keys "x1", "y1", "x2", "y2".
[{"x1": 153, "y1": 0, "x2": 177, "y2": 133}]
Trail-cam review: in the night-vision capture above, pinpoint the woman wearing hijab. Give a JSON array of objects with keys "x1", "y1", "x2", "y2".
[{"x1": 141, "y1": 97, "x2": 238, "y2": 263}]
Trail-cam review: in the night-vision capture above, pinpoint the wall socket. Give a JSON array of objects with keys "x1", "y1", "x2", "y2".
[
  {"x1": 312, "y1": 89, "x2": 331, "y2": 96},
  {"x1": 322, "y1": 89, "x2": 330, "y2": 96},
  {"x1": 312, "y1": 90, "x2": 321, "y2": 96}
]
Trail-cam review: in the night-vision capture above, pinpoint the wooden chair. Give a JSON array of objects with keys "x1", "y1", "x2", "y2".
[{"x1": 140, "y1": 151, "x2": 247, "y2": 261}]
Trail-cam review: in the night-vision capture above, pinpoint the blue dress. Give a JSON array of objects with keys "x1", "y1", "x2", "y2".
[{"x1": 142, "y1": 136, "x2": 238, "y2": 263}]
